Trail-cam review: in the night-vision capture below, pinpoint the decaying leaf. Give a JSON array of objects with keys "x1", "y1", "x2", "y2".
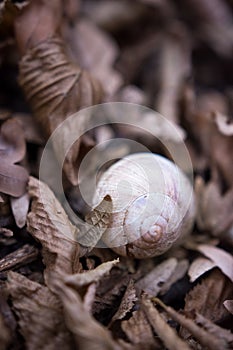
[
  {"x1": 50, "y1": 276, "x2": 123, "y2": 350},
  {"x1": 110, "y1": 279, "x2": 137, "y2": 326},
  {"x1": 27, "y1": 176, "x2": 80, "y2": 283},
  {"x1": 14, "y1": 0, "x2": 103, "y2": 185},
  {"x1": 141, "y1": 296, "x2": 191, "y2": 350},
  {"x1": 63, "y1": 259, "x2": 119, "y2": 291},
  {"x1": 121, "y1": 308, "x2": 160, "y2": 350},
  {"x1": 154, "y1": 298, "x2": 233, "y2": 350},
  {"x1": 184, "y1": 269, "x2": 232, "y2": 325},
  {"x1": 66, "y1": 18, "x2": 123, "y2": 98},
  {"x1": 195, "y1": 176, "x2": 233, "y2": 236},
  {"x1": 136, "y1": 258, "x2": 178, "y2": 296},
  {"x1": 7, "y1": 271, "x2": 73, "y2": 350},
  {"x1": 0, "y1": 312, "x2": 10, "y2": 350},
  {"x1": 0, "y1": 118, "x2": 29, "y2": 197}
]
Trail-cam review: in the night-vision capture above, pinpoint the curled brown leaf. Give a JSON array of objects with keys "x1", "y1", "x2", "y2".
[
  {"x1": 14, "y1": 0, "x2": 103, "y2": 185},
  {"x1": 7, "y1": 271, "x2": 73, "y2": 350},
  {"x1": 27, "y1": 176, "x2": 81, "y2": 283}
]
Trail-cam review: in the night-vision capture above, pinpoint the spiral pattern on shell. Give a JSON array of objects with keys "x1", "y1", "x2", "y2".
[{"x1": 92, "y1": 153, "x2": 195, "y2": 259}]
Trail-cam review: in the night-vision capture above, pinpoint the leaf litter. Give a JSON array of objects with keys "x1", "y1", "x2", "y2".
[{"x1": 0, "y1": 0, "x2": 232, "y2": 349}]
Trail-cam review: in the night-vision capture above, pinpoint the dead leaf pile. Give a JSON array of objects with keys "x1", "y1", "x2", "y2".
[{"x1": 0, "y1": 0, "x2": 233, "y2": 349}]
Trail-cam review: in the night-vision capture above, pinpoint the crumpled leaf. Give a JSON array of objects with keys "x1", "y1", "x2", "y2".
[
  {"x1": 50, "y1": 276, "x2": 123, "y2": 350},
  {"x1": 0, "y1": 118, "x2": 29, "y2": 197},
  {"x1": 136, "y1": 258, "x2": 178, "y2": 296},
  {"x1": 196, "y1": 244, "x2": 233, "y2": 282},
  {"x1": 63, "y1": 259, "x2": 119, "y2": 290},
  {"x1": 27, "y1": 176, "x2": 80, "y2": 283},
  {"x1": 141, "y1": 296, "x2": 191, "y2": 350},
  {"x1": 121, "y1": 308, "x2": 161, "y2": 350},
  {"x1": 7, "y1": 271, "x2": 73, "y2": 350},
  {"x1": 188, "y1": 257, "x2": 216, "y2": 282},
  {"x1": 110, "y1": 279, "x2": 137, "y2": 326},
  {"x1": 15, "y1": 0, "x2": 103, "y2": 185},
  {"x1": 184, "y1": 269, "x2": 232, "y2": 325},
  {"x1": 154, "y1": 297, "x2": 232, "y2": 350}
]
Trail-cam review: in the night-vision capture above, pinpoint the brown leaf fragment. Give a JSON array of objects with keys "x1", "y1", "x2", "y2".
[
  {"x1": 136, "y1": 258, "x2": 178, "y2": 296},
  {"x1": 196, "y1": 244, "x2": 233, "y2": 282},
  {"x1": 188, "y1": 257, "x2": 216, "y2": 282},
  {"x1": 110, "y1": 279, "x2": 137, "y2": 326},
  {"x1": 195, "y1": 176, "x2": 233, "y2": 235},
  {"x1": 10, "y1": 193, "x2": 30, "y2": 228},
  {"x1": 121, "y1": 308, "x2": 160, "y2": 350},
  {"x1": 223, "y1": 300, "x2": 233, "y2": 315},
  {"x1": 27, "y1": 176, "x2": 80, "y2": 282},
  {"x1": 154, "y1": 298, "x2": 230, "y2": 350},
  {"x1": 7, "y1": 271, "x2": 73, "y2": 350},
  {"x1": 0, "y1": 312, "x2": 10, "y2": 350},
  {"x1": 64, "y1": 259, "x2": 119, "y2": 290},
  {"x1": 51, "y1": 276, "x2": 122, "y2": 350},
  {"x1": 184, "y1": 269, "x2": 232, "y2": 326},
  {"x1": 0, "y1": 244, "x2": 38, "y2": 272},
  {"x1": 194, "y1": 312, "x2": 233, "y2": 346},
  {"x1": 141, "y1": 296, "x2": 191, "y2": 350}
]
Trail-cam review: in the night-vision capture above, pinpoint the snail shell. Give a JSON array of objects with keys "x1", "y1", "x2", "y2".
[{"x1": 92, "y1": 153, "x2": 195, "y2": 259}]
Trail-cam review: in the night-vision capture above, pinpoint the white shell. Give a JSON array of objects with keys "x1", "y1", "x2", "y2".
[{"x1": 93, "y1": 153, "x2": 195, "y2": 259}]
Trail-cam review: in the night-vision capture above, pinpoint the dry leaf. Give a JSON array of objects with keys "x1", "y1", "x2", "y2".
[
  {"x1": 136, "y1": 258, "x2": 178, "y2": 295},
  {"x1": 196, "y1": 244, "x2": 233, "y2": 282},
  {"x1": 0, "y1": 118, "x2": 29, "y2": 197},
  {"x1": 66, "y1": 18, "x2": 123, "y2": 97},
  {"x1": 14, "y1": 0, "x2": 102, "y2": 185},
  {"x1": 0, "y1": 312, "x2": 10, "y2": 350},
  {"x1": 194, "y1": 312, "x2": 233, "y2": 346},
  {"x1": 63, "y1": 259, "x2": 119, "y2": 290},
  {"x1": 184, "y1": 269, "x2": 232, "y2": 325},
  {"x1": 121, "y1": 308, "x2": 160, "y2": 350},
  {"x1": 7, "y1": 271, "x2": 73, "y2": 350},
  {"x1": 10, "y1": 193, "x2": 30, "y2": 228},
  {"x1": 51, "y1": 276, "x2": 123, "y2": 350},
  {"x1": 141, "y1": 296, "x2": 191, "y2": 350},
  {"x1": 195, "y1": 176, "x2": 233, "y2": 236},
  {"x1": 27, "y1": 176, "x2": 80, "y2": 283},
  {"x1": 188, "y1": 257, "x2": 216, "y2": 282},
  {"x1": 110, "y1": 279, "x2": 137, "y2": 326},
  {"x1": 154, "y1": 298, "x2": 231, "y2": 350}
]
